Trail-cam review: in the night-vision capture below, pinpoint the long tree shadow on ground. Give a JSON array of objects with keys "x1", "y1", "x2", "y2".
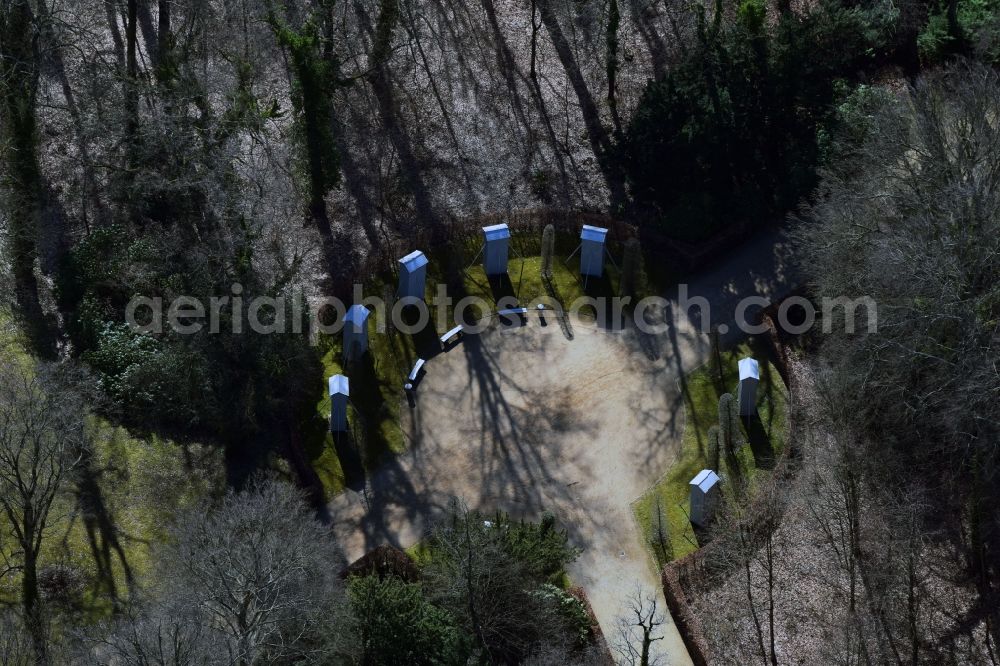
[
  {"x1": 743, "y1": 414, "x2": 776, "y2": 470},
  {"x1": 628, "y1": 299, "x2": 708, "y2": 471},
  {"x1": 401, "y1": 305, "x2": 442, "y2": 361},
  {"x1": 353, "y1": 455, "x2": 449, "y2": 554},
  {"x1": 450, "y1": 326, "x2": 619, "y2": 556},
  {"x1": 460, "y1": 327, "x2": 589, "y2": 513},
  {"x1": 332, "y1": 429, "x2": 367, "y2": 493},
  {"x1": 344, "y1": 351, "x2": 393, "y2": 470},
  {"x1": 742, "y1": 348, "x2": 785, "y2": 469},
  {"x1": 487, "y1": 272, "x2": 517, "y2": 305},
  {"x1": 74, "y1": 445, "x2": 135, "y2": 606},
  {"x1": 578, "y1": 270, "x2": 624, "y2": 330}
]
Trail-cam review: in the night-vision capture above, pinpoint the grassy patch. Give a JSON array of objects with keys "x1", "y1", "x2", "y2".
[
  {"x1": 309, "y1": 235, "x2": 647, "y2": 499},
  {"x1": 308, "y1": 321, "x2": 414, "y2": 498},
  {"x1": 632, "y1": 340, "x2": 788, "y2": 567},
  {"x1": 66, "y1": 425, "x2": 221, "y2": 614},
  {"x1": 461, "y1": 257, "x2": 587, "y2": 312},
  {"x1": 0, "y1": 308, "x2": 220, "y2": 621},
  {"x1": 0, "y1": 307, "x2": 31, "y2": 364},
  {"x1": 0, "y1": 396, "x2": 216, "y2": 619},
  {"x1": 20, "y1": 426, "x2": 219, "y2": 618},
  {"x1": 405, "y1": 541, "x2": 433, "y2": 567}
]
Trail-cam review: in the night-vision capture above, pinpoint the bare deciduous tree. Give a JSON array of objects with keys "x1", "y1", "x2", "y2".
[
  {"x1": 649, "y1": 498, "x2": 671, "y2": 563},
  {"x1": 85, "y1": 605, "x2": 220, "y2": 666},
  {"x1": 708, "y1": 471, "x2": 785, "y2": 666},
  {"x1": 797, "y1": 61, "x2": 1000, "y2": 659},
  {"x1": 0, "y1": 0, "x2": 56, "y2": 356},
  {"x1": 0, "y1": 608, "x2": 33, "y2": 665},
  {"x1": 157, "y1": 479, "x2": 347, "y2": 666},
  {"x1": 613, "y1": 585, "x2": 667, "y2": 666},
  {"x1": 523, "y1": 638, "x2": 612, "y2": 665},
  {"x1": 0, "y1": 354, "x2": 88, "y2": 663}
]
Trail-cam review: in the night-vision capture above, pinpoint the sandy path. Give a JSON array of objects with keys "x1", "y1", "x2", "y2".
[
  {"x1": 329, "y1": 315, "x2": 705, "y2": 664},
  {"x1": 327, "y1": 228, "x2": 798, "y2": 664}
]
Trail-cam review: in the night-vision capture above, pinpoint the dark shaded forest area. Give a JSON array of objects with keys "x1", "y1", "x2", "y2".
[{"x1": 1, "y1": 0, "x2": 999, "y2": 663}]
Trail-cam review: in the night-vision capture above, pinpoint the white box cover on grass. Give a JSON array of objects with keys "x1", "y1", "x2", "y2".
[
  {"x1": 329, "y1": 374, "x2": 349, "y2": 432},
  {"x1": 482, "y1": 224, "x2": 510, "y2": 276},
  {"x1": 343, "y1": 305, "x2": 371, "y2": 362},
  {"x1": 689, "y1": 469, "x2": 721, "y2": 527},
  {"x1": 738, "y1": 357, "x2": 760, "y2": 417},
  {"x1": 398, "y1": 250, "x2": 429, "y2": 300},
  {"x1": 580, "y1": 225, "x2": 608, "y2": 277}
]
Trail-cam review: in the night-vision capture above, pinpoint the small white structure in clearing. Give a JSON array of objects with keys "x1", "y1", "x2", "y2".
[
  {"x1": 482, "y1": 223, "x2": 510, "y2": 275},
  {"x1": 397, "y1": 250, "x2": 428, "y2": 300},
  {"x1": 737, "y1": 357, "x2": 760, "y2": 416},
  {"x1": 689, "y1": 469, "x2": 721, "y2": 527},
  {"x1": 329, "y1": 375, "x2": 349, "y2": 432},
  {"x1": 580, "y1": 225, "x2": 608, "y2": 277},
  {"x1": 343, "y1": 305, "x2": 371, "y2": 362}
]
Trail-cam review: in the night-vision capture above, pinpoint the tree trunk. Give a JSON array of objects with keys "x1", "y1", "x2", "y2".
[
  {"x1": 156, "y1": 0, "x2": 171, "y2": 82},
  {"x1": 480, "y1": 0, "x2": 572, "y2": 204},
  {"x1": 303, "y1": 110, "x2": 337, "y2": 263},
  {"x1": 126, "y1": 0, "x2": 138, "y2": 80},
  {"x1": 125, "y1": 0, "x2": 139, "y2": 167},
  {"x1": 283, "y1": 424, "x2": 327, "y2": 512},
  {"x1": 401, "y1": 1, "x2": 475, "y2": 208},
  {"x1": 270, "y1": 7, "x2": 340, "y2": 276},
  {"x1": 946, "y1": 0, "x2": 964, "y2": 52},
  {"x1": 766, "y1": 533, "x2": 778, "y2": 665},
  {"x1": 711, "y1": 325, "x2": 725, "y2": 392},
  {"x1": 134, "y1": 0, "x2": 158, "y2": 67},
  {"x1": 535, "y1": 0, "x2": 626, "y2": 212},
  {"x1": 907, "y1": 546, "x2": 919, "y2": 665},
  {"x1": 35, "y1": 0, "x2": 109, "y2": 231},
  {"x1": 359, "y1": 0, "x2": 440, "y2": 232},
  {"x1": 157, "y1": 0, "x2": 170, "y2": 59},
  {"x1": 627, "y1": 0, "x2": 668, "y2": 78},
  {"x1": 21, "y1": 527, "x2": 47, "y2": 664},
  {"x1": 606, "y1": 0, "x2": 622, "y2": 134},
  {"x1": 104, "y1": 0, "x2": 125, "y2": 67},
  {"x1": 0, "y1": 0, "x2": 56, "y2": 357},
  {"x1": 530, "y1": 0, "x2": 539, "y2": 80}
]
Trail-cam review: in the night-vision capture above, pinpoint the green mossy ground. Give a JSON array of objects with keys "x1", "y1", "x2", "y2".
[{"x1": 631, "y1": 340, "x2": 788, "y2": 567}]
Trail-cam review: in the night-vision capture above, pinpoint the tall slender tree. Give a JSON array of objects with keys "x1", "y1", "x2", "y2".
[
  {"x1": 0, "y1": 0, "x2": 54, "y2": 356},
  {"x1": 0, "y1": 355, "x2": 88, "y2": 662}
]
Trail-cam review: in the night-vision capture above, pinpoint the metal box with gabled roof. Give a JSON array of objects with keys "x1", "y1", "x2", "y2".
[
  {"x1": 689, "y1": 469, "x2": 721, "y2": 527},
  {"x1": 397, "y1": 250, "x2": 428, "y2": 300},
  {"x1": 580, "y1": 225, "x2": 608, "y2": 277},
  {"x1": 737, "y1": 357, "x2": 760, "y2": 416},
  {"x1": 482, "y1": 224, "x2": 510, "y2": 275},
  {"x1": 329, "y1": 375, "x2": 349, "y2": 432},
  {"x1": 343, "y1": 305, "x2": 371, "y2": 362}
]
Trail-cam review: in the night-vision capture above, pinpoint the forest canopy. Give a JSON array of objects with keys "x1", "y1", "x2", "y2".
[{"x1": 1, "y1": 0, "x2": 999, "y2": 663}]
